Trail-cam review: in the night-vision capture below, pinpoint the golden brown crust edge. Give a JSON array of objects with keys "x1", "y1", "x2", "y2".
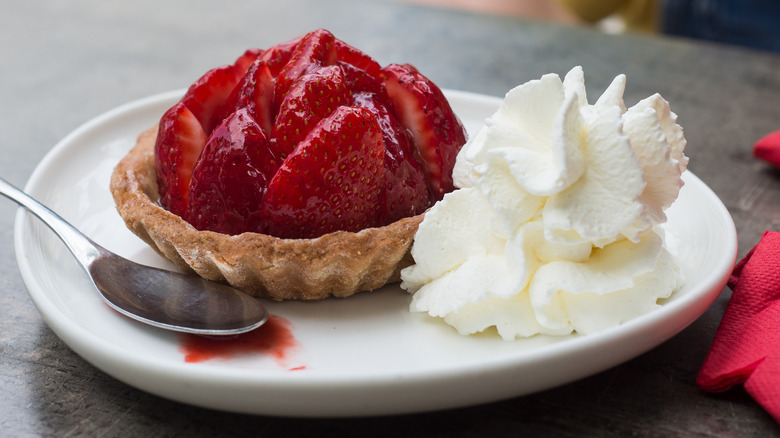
[{"x1": 109, "y1": 126, "x2": 423, "y2": 301}]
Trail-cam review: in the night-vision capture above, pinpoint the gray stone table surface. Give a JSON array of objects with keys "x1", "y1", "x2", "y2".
[{"x1": 2, "y1": 0, "x2": 780, "y2": 436}]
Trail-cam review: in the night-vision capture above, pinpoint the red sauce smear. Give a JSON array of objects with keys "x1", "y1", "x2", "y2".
[{"x1": 179, "y1": 314, "x2": 305, "y2": 370}]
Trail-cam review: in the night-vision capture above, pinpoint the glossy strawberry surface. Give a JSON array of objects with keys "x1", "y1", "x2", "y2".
[
  {"x1": 274, "y1": 29, "x2": 338, "y2": 106},
  {"x1": 154, "y1": 102, "x2": 207, "y2": 217},
  {"x1": 381, "y1": 63, "x2": 468, "y2": 200},
  {"x1": 233, "y1": 48, "x2": 263, "y2": 75},
  {"x1": 180, "y1": 65, "x2": 242, "y2": 135},
  {"x1": 186, "y1": 109, "x2": 279, "y2": 235},
  {"x1": 264, "y1": 106, "x2": 385, "y2": 238},
  {"x1": 272, "y1": 65, "x2": 351, "y2": 159},
  {"x1": 155, "y1": 29, "x2": 467, "y2": 238},
  {"x1": 352, "y1": 91, "x2": 430, "y2": 223},
  {"x1": 220, "y1": 59, "x2": 275, "y2": 135}
]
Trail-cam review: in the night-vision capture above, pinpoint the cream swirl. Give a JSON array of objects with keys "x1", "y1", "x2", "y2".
[{"x1": 402, "y1": 67, "x2": 687, "y2": 339}]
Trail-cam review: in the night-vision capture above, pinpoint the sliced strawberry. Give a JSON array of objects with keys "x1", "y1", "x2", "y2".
[
  {"x1": 271, "y1": 65, "x2": 352, "y2": 159},
  {"x1": 339, "y1": 61, "x2": 385, "y2": 96},
  {"x1": 221, "y1": 59, "x2": 275, "y2": 135},
  {"x1": 156, "y1": 32, "x2": 469, "y2": 238},
  {"x1": 263, "y1": 106, "x2": 385, "y2": 239},
  {"x1": 186, "y1": 108, "x2": 280, "y2": 235},
  {"x1": 260, "y1": 35, "x2": 304, "y2": 77},
  {"x1": 274, "y1": 29, "x2": 338, "y2": 105},
  {"x1": 352, "y1": 91, "x2": 430, "y2": 224},
  {"x1": 380, "y1": 63, "x2": 467, "y2": 200},
  {"x1": 154, "y1": 102, "x2": 208, "y2": 217},
  {"x1": 233, "y1": 48, "x2": 263, "y2": 76},
  {"x1": 181, "y1": 64, "x2": 242, "y2": 135},
  {"x1": 334, "y1": 39, "x2": 381, "y2": 79}
]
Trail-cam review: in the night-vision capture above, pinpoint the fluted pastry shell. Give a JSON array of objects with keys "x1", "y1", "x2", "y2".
[{"x1": 110, "y1": 126, "x2": 423, "y2": 301}]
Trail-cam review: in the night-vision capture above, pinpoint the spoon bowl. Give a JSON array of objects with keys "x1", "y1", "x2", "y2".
[{"x1": 1, "y1": 176, "x2": 268, "y2": 335}]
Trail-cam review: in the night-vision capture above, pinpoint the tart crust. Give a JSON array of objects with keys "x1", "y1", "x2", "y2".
[{"x1": 110, "y1": 126, "x2": 423, "y2": 301}]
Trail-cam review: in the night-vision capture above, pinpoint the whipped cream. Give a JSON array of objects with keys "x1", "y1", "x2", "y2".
[{"x1": 401, "y1": 66, "x2": 688, "y2": 340}]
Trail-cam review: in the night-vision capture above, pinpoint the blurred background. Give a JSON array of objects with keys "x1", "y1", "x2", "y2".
[{"x1": 404, "y1": 0, "x2": 780, "y2": 53}]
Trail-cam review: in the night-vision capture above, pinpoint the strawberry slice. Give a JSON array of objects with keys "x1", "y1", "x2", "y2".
[
  {"x1": 260, "y1": 35, "x2": 304, "y2": 77},
  {"x1": 154, "y1": 102, "x2": 208, "y2": 217},
  {"x1": 155, "y1": 32, "x2": 470, "y2": 238},
  {"x1": 339, "y1": 61, "x2": 385, "y2": 96},
  {"x1": 181, "y1": 64, "x2": 242, "y2": 135},
  {"x1": 334, "y1": 39, "x2": 381, "y2": 79},
  {"x1": 221, "y1": 59, "x2": 275, "y2": 135},
  {"x1": 380, "y1": 63, "x2": 467, "y2": 200},
  {"x1": 272, "y1": 65, "x2": 352, "y2": 159},
  {"x1": 187, "y1": 108, "x2": 280, "y2": 235},
  {"x1": 263, "y1": 106, "x2": 385, "y2": 239},
  {"x1": 352, "y1": 91, "x2": 430, "y2": 224},
  {"x1": 233, "y1": 48, "x2": 263, "y2": 76},
  {"x1": 274, "y1": 29, "x2": 338, "y2": 105}
]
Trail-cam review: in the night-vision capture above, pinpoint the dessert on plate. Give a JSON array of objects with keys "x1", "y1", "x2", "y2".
[{"x1": 110, "y1": 29, "x2": 467, "y2": 300}]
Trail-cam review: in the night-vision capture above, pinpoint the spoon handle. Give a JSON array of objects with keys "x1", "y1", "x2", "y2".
[{"x1": 0, "y1": 176, "x2": 100, "y2": 267}]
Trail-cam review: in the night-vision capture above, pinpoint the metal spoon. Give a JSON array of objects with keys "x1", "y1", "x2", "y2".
[{"x1": 1, "y1": 176, "x2": 268, "y2": 335}]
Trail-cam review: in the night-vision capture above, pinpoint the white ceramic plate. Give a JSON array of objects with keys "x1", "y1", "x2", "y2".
[{"x1": 14, "y1": 90, "x2": 737, "y2": 417}]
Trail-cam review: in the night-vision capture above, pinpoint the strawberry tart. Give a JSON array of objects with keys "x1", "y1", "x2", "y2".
[{"x1": 110, "y1": 29, "x2": 467, "y2": 300}]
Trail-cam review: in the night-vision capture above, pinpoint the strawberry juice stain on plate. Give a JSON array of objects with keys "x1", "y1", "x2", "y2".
[{"x1": 178, "y1": 314, "x2": 305, "y2": 370}]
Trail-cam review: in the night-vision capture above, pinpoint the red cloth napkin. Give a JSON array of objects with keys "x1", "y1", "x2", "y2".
[
  {"x1": 697, "y1": 230, "x2": 780, "y2": 423},
  {"x1": 754, "y1": 130, "x2": 780, "y2": 167}
]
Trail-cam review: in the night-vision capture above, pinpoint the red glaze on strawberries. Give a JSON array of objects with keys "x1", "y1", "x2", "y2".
[
  {"x1": 154, "y1": 102, "x2": 207, "y2": 217},
  {"x1": 263, "y1": 106, "x2": 385, "y2": 238},
  {"x1": 154, "y1": 29, "x2": 467, "y2": 238},
  {"x1": 233, "y1": 48, "x2": 263, "y2": 75},
  {"x1": 181, "y1": 65, "x2": 242, "y2": 135},
  {"x1": 380, "y1": 63, "x2": 468, "y2": 200},
  {"x1": 272, "y1": 65, "x2": 352, "y2": 159},
  {"x1": 274, "y1": 29, "x2": 338, "y2": 106},
  {"x1": 334, "y1": 39, "x2": 381, "y2": 79},
  {"x1": 186, "y1": 109, "x2": 279, "y2": 235},
  {"x1": 352, "y1": 91, "x2": 430, "y2": 223},
  {"x1": 221, "y1": 59, "x2": 275, "y2": 135},
  {"x1": 260, "y1": 35, "x2": 304, "y2": 77}
]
